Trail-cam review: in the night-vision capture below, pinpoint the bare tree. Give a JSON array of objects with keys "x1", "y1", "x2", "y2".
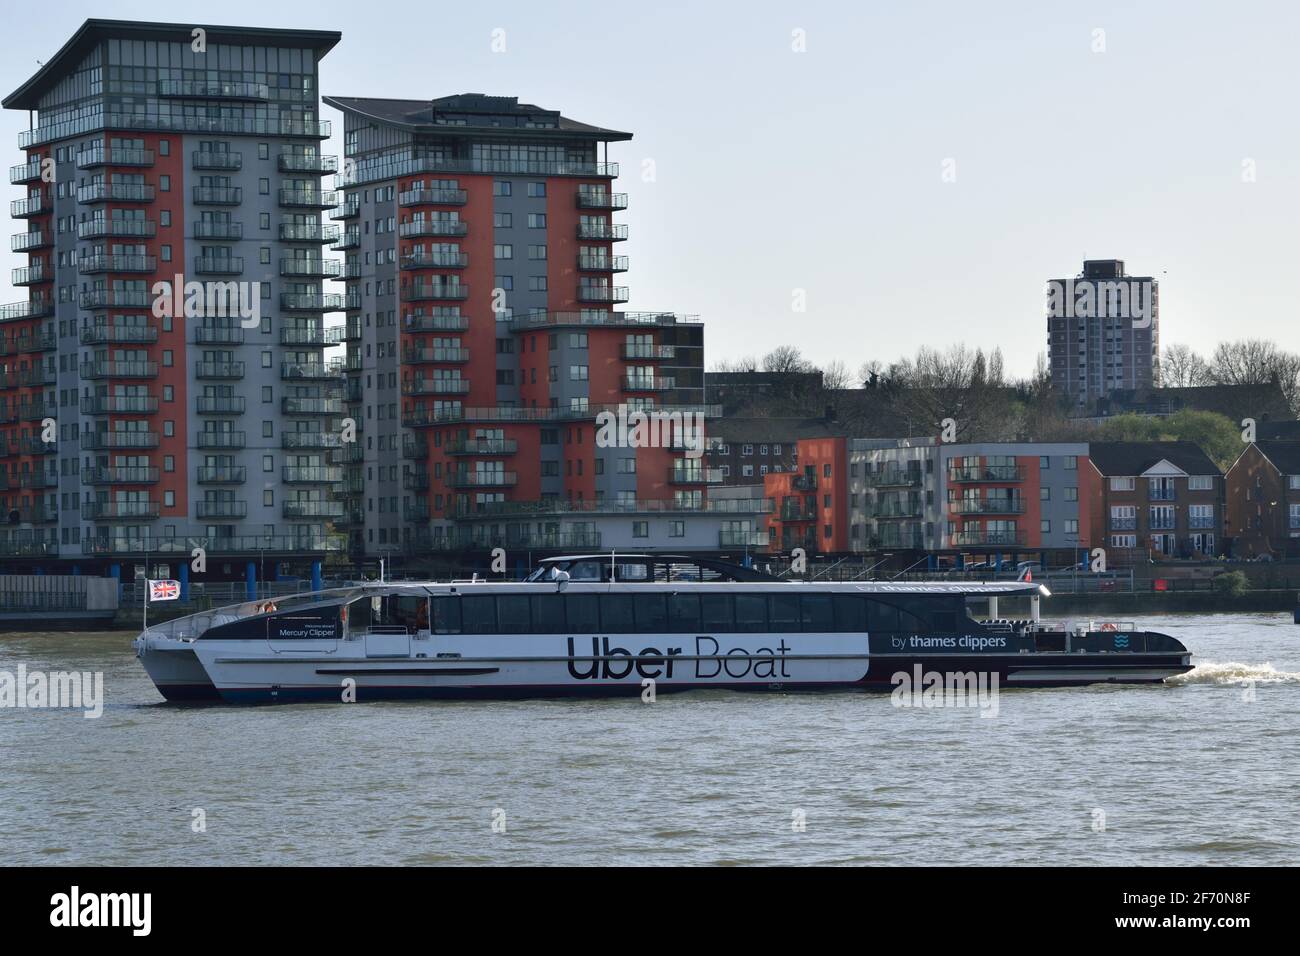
[
  {"x1": 1161, "y1": 343, "x2": 1211, "y2": 387},
  {"x1": 1208, "y1": 339, "x2": 1300, "y2": 415}
]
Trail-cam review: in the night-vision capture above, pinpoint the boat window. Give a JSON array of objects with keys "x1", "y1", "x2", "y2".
[
  {"x1": 768, "y1": 593, "x2": 800, "y2": 630},
  {"x1": 431, "y1": 596, "x2": 461, "y2": 634},
  {"x1": 532, "y1": 594, "x2": 566, "y2": 633},
  {"x1": 633, "y1": 593, "x2": 668, "y2": 632},
  {"x1": 833, "y1": 595, "x2": 867, "y2": 632},
  {"x1": 701, "y1": 593, "x2": 733, "y2": 631},
  {"x1": 566, "y1": 594, "x2": 600, "y2": 633},
  {"x1": 667, "y1": 593, "x2": 702, "y2": 632},
  {"x1": 867, "y1": 600, "x2": 899, "y2": 632},
  {"x1": 462, "y1": 594, "x2": 497, "y2": 634},
  {"x1": 800, "y1": 593, "x2": 835, "y2": 631},
  {"x1": 734, "y1": 593, "x2": 767, "y2": 632},
  {"x1": 497, "y1": 594, "x2": 531, "y2": 634},
  {"x1": 599, "y1": 594, "x2": 635, "y2": 633}
]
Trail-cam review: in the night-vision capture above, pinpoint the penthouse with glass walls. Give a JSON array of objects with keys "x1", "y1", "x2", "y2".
[
  {"x1": 324, "y1": 93, "x2": 749, "y2": 559},
  {"x1": 1, "y1": 19, "x2": 346, "y2": 580}
]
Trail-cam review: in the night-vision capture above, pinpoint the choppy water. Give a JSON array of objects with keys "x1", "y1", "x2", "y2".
[{"x1": 1, "y1": 613, "x2": 1298, "y2": 866}]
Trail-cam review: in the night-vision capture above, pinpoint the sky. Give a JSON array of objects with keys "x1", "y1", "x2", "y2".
[{"x1": 3, "y1": 0, "x2": 1297, "y2": 380}]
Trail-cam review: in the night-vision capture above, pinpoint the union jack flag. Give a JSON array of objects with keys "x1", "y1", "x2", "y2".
[{"x1": 148, "y1": 579, "x2": 180, "y2": 602}]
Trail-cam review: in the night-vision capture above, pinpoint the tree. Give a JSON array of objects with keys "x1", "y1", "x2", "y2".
[
  {"x1": 1161, "y1": 343, "x2": 1211, "y2": 387},
  {"x1": 1207, "y1": 339, "x2": 1300, "y2": 417},
  {"x1": 1095, "y1": 409, "x2": 1241, "y2": 470}
]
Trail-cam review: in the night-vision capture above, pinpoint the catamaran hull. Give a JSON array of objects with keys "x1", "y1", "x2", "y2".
[{"x1": 133, "y1": 636, "x2": 221, "y2": 701}]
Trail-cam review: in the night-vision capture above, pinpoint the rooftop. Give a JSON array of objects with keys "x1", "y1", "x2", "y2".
[
  {"x1": 324, "y1": 94, "x2": 632, "y2": 142},
  {"x1": 1088, "y1": 441, "x2": 1223, "y2": 477},
  {"x1": 4, "y1": 19, "x2": 341, "y2": 110}
]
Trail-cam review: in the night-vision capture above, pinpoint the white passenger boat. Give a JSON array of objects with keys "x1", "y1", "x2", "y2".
[{"x1": 132, "y1": 554, "x2": 1193, "y2": 704}]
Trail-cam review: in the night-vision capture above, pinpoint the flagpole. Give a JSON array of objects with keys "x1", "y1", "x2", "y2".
[{"x1": 142, "y1": 540, "x2": 149, "y2": 633}]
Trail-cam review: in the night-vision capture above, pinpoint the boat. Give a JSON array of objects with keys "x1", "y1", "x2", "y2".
[{"x1": 131, "y1": 554, "x2": 1194, "y2": 704}]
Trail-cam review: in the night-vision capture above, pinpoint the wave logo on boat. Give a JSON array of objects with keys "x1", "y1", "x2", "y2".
[{"x1": 1113, "y1": 635, "x2": 1130, "y2": 649}]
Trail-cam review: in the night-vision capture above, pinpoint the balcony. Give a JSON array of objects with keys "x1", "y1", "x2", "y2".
[
  {"x1": 403, "y1": 471, "x2": 430, "y2": 492},
  {"x1": 76, "y1": 146, "x2": 155, "y2": 168},
  {"x1": 196, "y1": 432, "x2": 247, "y2": 450},
  {"x1": 445, "y1": 438, "x2": 518, "y2": 456},
  {"x1": 158, "y1": 79, "x2": 270, "y2": 100},
  {"x1": 403, "y1": 346, "x2": 470, "y2": 364},
  {"x1": 282, "y1": 433, "x2": 343, "y2": 450},
  {"x1": 77, "y1": 254, "x2": 157, "y2": 274},
  {"x1": 870, "y1": 531, "x2": 927, "y2": 550},
  {"x1": 283, "y1": 397, "x2": 345, "y2": 416},
  {"x1": 279, "y1": 188, "x2": 338, "y2": 209},
  {"x1": 951, "y1": 498, "x2": 1025, "y2": 515},
  {"x1": 281, "y1": 258, "x2": 342, "y2": 279},
  {"x1": 79, "y1": 324, "x2": 158, "y2": 346},
  {"x1": 79, "y1": 532, "x2": 346, "y2": 557},
  {"x1": 1109, "y1": 516, "x2": 1137, "y2": 531},
  {"x1": 16, "y1": 400, "x2": 55, "y2": 420},
  {"x1": 11, "y1": 193, "x2": 49, "y2": 218},
  {"x1": 193, "y1": 326, "x2": 245, "y2": 346},
  {"x1": 403, "y1": 313, "x2": 469, "y2": 333},
  {"x1": 719, "y1": 530, "x2": 768, "y2": 548},
  {"x1": 579, "y1": 254, "x2": 630, "y2": 273},
  {"x1": 447, "y1": 471, "x2": 518, "y2": 489},
  {"x1": 280, "y1": 221, "x2": 340, "y2": 243},
  {"x1": 400, "y1": 251, "x2": 468, "y2": 270},
  {"x1": 84, "y1": 500, "x2": 160, "y2": 521},
  {"x1": 79, "y1": 219, "x2": 156, "y2": 240},
  {"x1": 579, "y1": 286, "x2": 630, "y2": 304},
  {"x1": 12, "y1": 231, "x2": 51, "y2": 251},
  {"x1": 619, "y1": 343, "x2": 674, "y2": 361},
  {"x1": 79, "y1": 289, "x2": 150, "y2": 309},
  {"x1": 330, "y1": 196, "x2": 360, "y2": 220},
  {"x1": 82, "y1": 431, "x2": 160, "y2": 450},
  {"x1": 401, "y1": 282, "x2": 468, "y2": 302},
  {"x1": 195, "y1": 361, "x2": 246, "y2": 379},
  {"x1": 780, "y1": 502, "x2": 815, "y2": 521},
  {"x1": 402, "y1": 439, "x2": 429, "y2": 459},
  {"x1": 668, "y1": 465, "x2": 723, "y2": 485},
  {"x1": 278, "y1": 152, "x2": 338, "y2": 174},
  {"x1": 80, "y1": 359, "x2": 159, "y2": 379},
  {"x1": 193, "y1": 185, "x2": 243, "y2": 205},
  {"x1": 77, "y1": 183, "x2": 155, "y2": 204},
  {"x1": 10, "y1": 264, "x2": 46, "y2": 288},
  {"x1": 196, "y1": 396, "x2": 246, "y2": 415},
  {"x1": 283, "y1": 500, "x2": 345, "y2": 519},
  {"x1": 193, "y1": 221, "x2": 243, "y2": 240},
  {"x1": 281, "y1": 362, "x2": 339, "y2": 381},
  {"x1": 621, "y1": 375, "x2": 674, "y2": 392},
  {"x1": 398, "y1": 220, "x2": 468, "y2": 239},
  {"x1": 401, "y1": 378, "x2": 470, "y2": 396},
  {"x1": 863, "y1": 470, "x2": 923, "y2": 488},
  {"x1": 85, "y1": 466, "x2": 159, "y2": 485},
  {"x1": 0, "y1": 366, "x2": 55, "y2": 388},
  {"x1": 1, "y1": 331, "x2": 56, "y2": 355},
  {"x1": 949, "y1": 465, "x2": 1024, "y2": 482},
  {"x1": 18, "y1": 471, "x2": 59, "y2": 489},
  {"x1": 1149, "y1": 487, "x2": 1176, "y2": 501},
  {"x1": 954, "y1": 530, "x2": 1027, "y2": 547},
  {"x1": 399, "y1": 187, "x2": 468, "y2": 206},
  {"x1": 10, "y1": 160, "x2": 43, "y2": 184},
  {"x1": 197, "y1": 501, "x2": 248, "y2": 520},
  {"x1": 873, "y1": 501, "x2": 925, "y2": 519},
  {"x1": 576, "y1": 223, "x2": 628, "y2": 241},
  {"x1": 197, "y1": 466, "x2": 246, "y2": 484},
  {"x1": 1188, "y1": 514, "x2": 1216, "y2": 529},
  {"x1": 283, "y1": 466, "x2": 344, "y2": 484},
  {"x1": 192, "y1": 151, "x2": 242, "y2": 171},
  {"x1": 194, "y1": 256, "x2": 245, "y2": 276},
  {"x1": 281, "y1": 293, "x2": 348, "y2": 312},
  {"x1": 333, "y1": 228, "x2": 360, "y2": 250},
  {"x1": 576, "y1": 191, "x2": 628, "y2": 210},
  {"x1": 81, "y1": 395, "x2": 158, "y2": 415}
]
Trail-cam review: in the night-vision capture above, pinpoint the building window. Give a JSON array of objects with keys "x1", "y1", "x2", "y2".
[
  {"x1": 1188, "y1": 475, "x2": 1214, "y2": 490},
  {"x1": 1041, "y1": 520, "x2": 1051, "y2": 533},
  {"x1": 669, "y1": 521, "x2": 685, "y2": 538},
  {"x1": 493, "y1": 181, "x2": 511, "y2": 197},
  {"x1": 1040, "y1": 486, "x2": 1050, "y2": 500},
  {"x1": 527, "y1": 182, "x2": 546, "y2": 197},
  {"x1": 1109, "y1": 477, "x2": 1135, "y2": 492},
  {"x1": 632, "y1": 521, "x2": 648, "y2": 538},
  {"x1": 1065, "y1": 487, "x2": 1078, "y2": 501},
  {"x1": 1063, "y1": 456, "x2": 1077, "y2": 469},
  {"x1": 1064, "y1": 519, "x2": 1079, "y2": 534},
  {"x1": 495, "y1": 244, "x2": 513, "y2": 259},
  {"x1": 1040, "y1": 456, "x2": 1050, "y2": 468}
]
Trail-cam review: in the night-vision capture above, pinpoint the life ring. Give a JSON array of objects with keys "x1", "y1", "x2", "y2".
[{"x1": 1100, "y1": 622, "x2": 1118, "y2": 632}]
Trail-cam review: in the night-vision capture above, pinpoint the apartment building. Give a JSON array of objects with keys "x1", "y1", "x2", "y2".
[
  {"x1": 325, "y1": 92, "x2": 750, "y2": 557},
  {"x1": 1048, "y1": 259, "x2": 1160, "y2": 408},
  {"x1": 1086, "y1": 442, "x2": 1223, "y2": 559},
  {"x1": 1, "y1": 19, "x2": 345, "y2": 576},
  {"x1": 1224, "y1": 441, "x2": 1300, "y2": 559},
  {"x1": 705, "y1": 416, "x2": 841, "y2": 487}
]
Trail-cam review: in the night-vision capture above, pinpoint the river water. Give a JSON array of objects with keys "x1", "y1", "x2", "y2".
[{"x1": 1, "y1": 613, "x2": 1297, "y2": 866}]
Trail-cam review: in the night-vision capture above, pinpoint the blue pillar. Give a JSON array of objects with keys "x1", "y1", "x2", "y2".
[
  {"x1": 110, "y1": 563, "x2": 121, "y2": 600},
  {"x1": 71, "y1": 565, "x2": 81, "y2": 576},
  {"x1": 179, "y1": 563, "x2": 190, "y2": 602},
  {"x1": 246, "y1": 562, "x2": 257, "y2": 601},
  {"x1": 273, "y1": 563, "x2": 282, "y2": 581},
  {"x1": 311, "y1": 560, "x2": 322, "y2": 593},
  {"x1": 994, "y1": 552, "x2": 1003, "y2": 572},
  {"x1": 956, "y1": 552, "x2": 965, "y2": 570},
  {"x1": 927, "y1": 552, "x2": 937, "y2": 571},
  {"x1": 1039, "y1": 550, "x2": 1047, "y2": 571}
]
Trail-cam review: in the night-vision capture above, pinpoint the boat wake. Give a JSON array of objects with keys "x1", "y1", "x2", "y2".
[{"x1": 1169, "y1": 661, "x2": 1300, "y2": 686}]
